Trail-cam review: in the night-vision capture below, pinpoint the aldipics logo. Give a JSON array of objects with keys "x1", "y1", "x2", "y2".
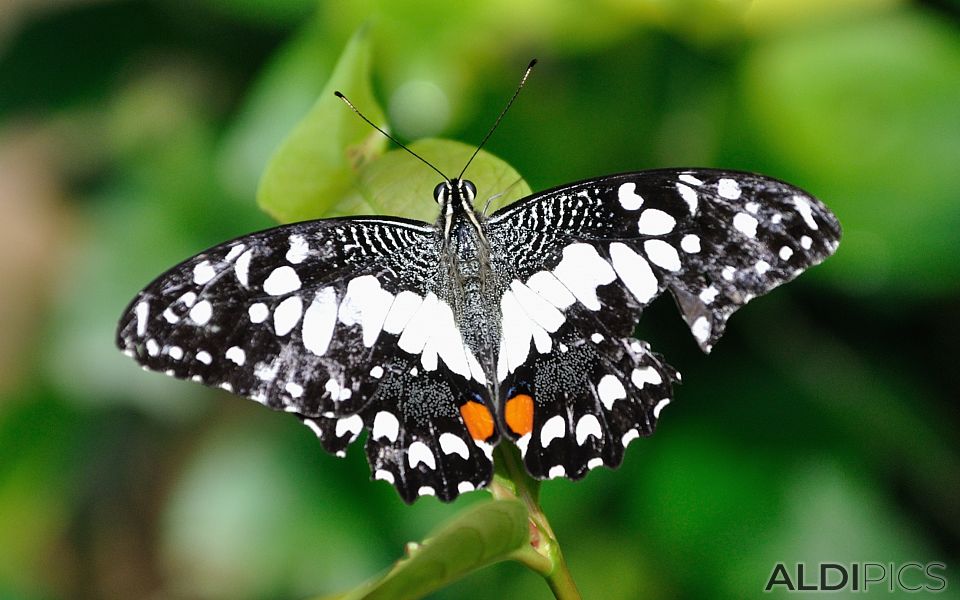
[{"x1": 764, "y1": 562, "x2": 948, "y2": 593}]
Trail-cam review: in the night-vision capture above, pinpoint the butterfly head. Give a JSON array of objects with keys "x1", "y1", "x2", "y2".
[{"x1": 433, "y1": 178, "x2": 478, "y2": 213}]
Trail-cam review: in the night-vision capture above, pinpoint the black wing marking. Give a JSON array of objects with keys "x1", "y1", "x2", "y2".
[{"x1": 486, "y1": 169, "x2": 840, "y2": 477}]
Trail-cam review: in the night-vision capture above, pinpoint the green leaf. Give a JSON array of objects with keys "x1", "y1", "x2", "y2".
[
  {"x1": 327, "y1": 499, "x2": 530, "y2": 600},
  {"x1": 345, "y1": 138, "x2": 532, "y2": 222},
  {"x1": 257, "y1": 25, "x2": 387, "y2": 223}
]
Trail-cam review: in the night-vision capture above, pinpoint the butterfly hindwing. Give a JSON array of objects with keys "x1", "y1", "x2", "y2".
[{"x1": 297, "y1": 353, "x2": 497, "y2": 503}]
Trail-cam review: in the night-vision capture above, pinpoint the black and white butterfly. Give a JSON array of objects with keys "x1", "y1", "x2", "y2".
[{"x1": 116, "y1": 65, "x2": 841, "y2": 503}]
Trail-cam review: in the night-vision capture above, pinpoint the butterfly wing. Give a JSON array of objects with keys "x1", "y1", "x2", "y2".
[
  {"x1": 117, "y1": 217, "x2": 496, "y2": 502},
  {"x1": 485, "y1": 169, "x2": 841, "y2": 478}
]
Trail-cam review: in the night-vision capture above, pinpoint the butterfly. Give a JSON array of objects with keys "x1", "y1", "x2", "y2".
[{"x1": 116, "y1": 63, "x2": 841, "y2": 503}]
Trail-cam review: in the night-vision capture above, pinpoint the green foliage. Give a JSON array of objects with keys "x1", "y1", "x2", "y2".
[{"x1": 1, "y1": 2, "x2": 958, "y2": 599}]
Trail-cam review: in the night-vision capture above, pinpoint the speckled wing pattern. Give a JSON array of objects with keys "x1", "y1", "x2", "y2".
[
  {"x1": 116, "y1": 217, "x2": 498, "y2": 502},
  {"x1": 484, "y1": 169, "x2": 841, "y2": 481}
]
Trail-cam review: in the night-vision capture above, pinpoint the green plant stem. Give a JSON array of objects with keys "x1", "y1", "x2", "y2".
[{"x1": 492, "y1": 444, "x2": 583, "y2": 600}]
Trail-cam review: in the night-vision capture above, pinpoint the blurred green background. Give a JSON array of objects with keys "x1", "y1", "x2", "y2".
[{"x1": 1, "y1": 1, "x2": 958, "y2": 599}]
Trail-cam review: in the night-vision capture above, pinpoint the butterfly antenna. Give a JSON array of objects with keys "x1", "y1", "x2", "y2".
[
  {"x1": 458, "y1": 59, "x2": 537, "y2": 180},
  {"x1": 334, "y1": 91, "x2": 450, "y2": 183}
]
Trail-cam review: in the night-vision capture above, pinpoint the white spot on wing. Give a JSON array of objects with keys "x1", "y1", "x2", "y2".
[
  {"x1": 225, "y1": 244, "x2": 245, "y2": 262},
  {"x1": 631, "y1": 366, "x2": 662, "y2": 388},
  {"x1": 439, "y1": 433, "x2": 470, "y2": 459},
  {"x1": 717, "y1": 178, "x2": 742, "y2": 199},
  {"x1": 135, "y1": 301, "x2": 149, "y2": 337},
  {"x1": 397, "y1": 293, "x2": 438, "y2": 355},
  {"x1": 510, "y1": 280, "x2": 565, "y2": 333},
  {"x1": 499, "y1": 290, "x2": 535, "y2": 374},
  {"x1": 617, "y1": 182, "x2": 643, "y2": 210},
  {"x1": 733, "y1": 212, "x2": 758, "y2": 238},
  {"x1": 540, "y1": 415, "x2": 566, "y2": 447},
  {"x1": 167, "y1": 346, "x2": 183, "y2": 360},
  {"x1": 515, "y1": 433, "x2": 531, "y2": 456},
  {"x1": 526, "y1": 270, "x2": 576, "y2": 309},
  {"x1": 196, "y1": 350, "x2": 212, "y2": 365},
  {"x1": 622, "y1": 429, "x2": 640, "y2": 447},
  {"x1": 679, "y1": 173, "x2": 703, "y2": 186},
  {"x1": 302, "y1": 419, "x2": 322, "y2": 437},
  {"x1": 193, "y1": 261, "x2": 216, "y2": 285},
  {"x1": 792, "y1": 195, "x2": 819, "y2": 230},
  {"x1": 285, "y1": 382, "x2": 303, "y2": 398},
  {"x1": 548, "y1": 465, "x2": 566, "y2": 479},
  {"x1": 382, "y1": 290, "x2": 423, "y2": 335},
  {"x1": 575, "y1": 414, "x2": 602, "y2": 445},
  {"x1": 779, "y1": 246, "x2": 794, "y2": 260},
  {"x1": 263, "y1": 266, "x2": 301, "y2": 296},
  {"x1": 302, "y1": 287, "x2": 338, "y2": 356},
  {"x1": 225, "y1": 346, "x2": 245, "y2": 366},
  {"x1": 458, "y1": 481, "x2": 475, "y2": 493},
  {"x1": 755, "y1": 260, "x2": 771, "y2": 275},
  {"x1": 234, "y1": 249, "x2": 252, "y2": 287},
  {"x1": 680, "y1": 234, "x2": 701, "y2": 253},
  {"x1": 800, "y1": 235, "x2": 813, "y2": 250},
  {"x1": 273, "y1": 295, "x2": 303, "y2": 336},
  {"x1": 286, "y1": 234, "x2": 310, "y2": 263},
  {"x1": 335, "y1": 414, "x2": 363, "y2": 438},
  {"x1": 431, "y1": 299, "x2": 471, "y2": 378},
  {"x1": 654, "y1": 398, "x2": 671, "y2": 419},
  {"x1": 178, "y1": 291, "x2": 197, "y2": 307},
  {"x1": 597, "y1": 374, "x2": 626, "y2": 410},
  {"x1": 637, "y1": 208, "x2": 676, "y2": 235},
  {"x1": 338, "y1": 275, "x2": 393, "y2": 347},
  {"x1": 721, "y1": 266, "x2": 736, "y2": 281},
  {"x1": 375, "y1": 470, "x2": 395, "y2": 484},
  {"x1": 552, "y1": 243, "x2": 616, "y2": 311},
  {"x1": 145, "y1": 338, "x2": 159, "y2": 356},
  {"x1": 609, "y1": 242, "x2": 658, "y2": 304},
  {"x1": 189, "y1": 300, "x2": 213, "y2": 325},
  {"x1": 370, "y1": 365, "x2": 384, "y2": 379},
  {"x1": 691, "y1": 316, "x2": 711, "y2": 344},
  {"x1": 407, "y1": 441, "x2": 436, "y2": 469},
  {"x1": 676, "y1": 182, "x2": 698, "y2": 213},
  {"x1": 699, "y1": 286, "x2": 719, "y2": 304},
  {"x1": 372, "y1": 411, "x2": 399, "y2": 442},
  {"x1": 248, "y1": 302, "x2": 268, "y2": 323},
  {"x1": 643, "y1": 239, "x2": 681, "y2": 271}
]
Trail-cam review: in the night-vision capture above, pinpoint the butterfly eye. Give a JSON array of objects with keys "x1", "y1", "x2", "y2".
[
  {"x1": 433, "y1": 182, "x2": 447, "y2": 204},
  {"x1": 463, "y1": 180, "x2": 477, "y2": 201}
]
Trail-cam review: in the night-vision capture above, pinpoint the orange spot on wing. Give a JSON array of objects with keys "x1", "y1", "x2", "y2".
[
  {"x1": 460, "y1": 401, "x2": 494, "y2": 441},
  {"x1": 505, "y1": 394, "x2": 534, "y2": 436}
]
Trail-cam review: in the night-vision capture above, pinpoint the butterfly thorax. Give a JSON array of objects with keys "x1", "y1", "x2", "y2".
[{"x1": 433, "y1": 179, "x2": 500, "y2": 379}]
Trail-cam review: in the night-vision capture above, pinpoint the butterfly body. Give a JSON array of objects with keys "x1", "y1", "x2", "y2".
[{"x1": 118, "y1": 168, "x2": 840, "y2": 502}]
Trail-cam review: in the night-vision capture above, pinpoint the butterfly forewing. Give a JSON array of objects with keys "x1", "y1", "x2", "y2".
[
  {"x1": 485, "y1": 169, "x2": 840, "y2": 478},
  {"x1": 116, "y1": 217, "x2": 499, "y2": 502}
]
